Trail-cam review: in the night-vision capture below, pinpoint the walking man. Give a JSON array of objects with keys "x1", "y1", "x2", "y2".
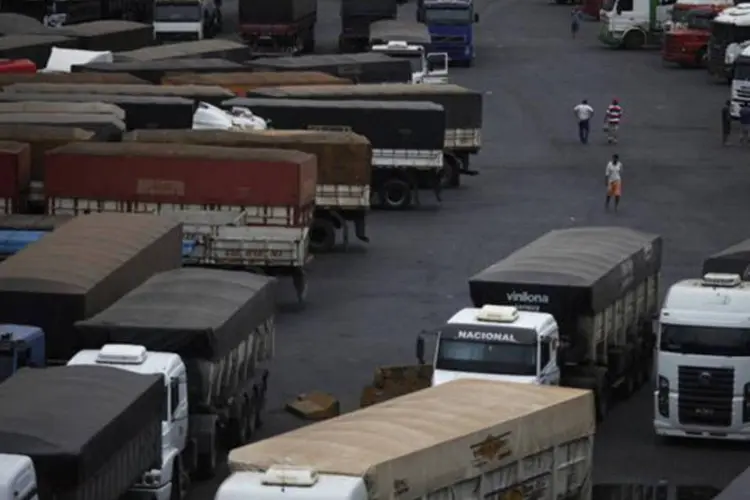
[
  {"x1": 605, "y1": 154, "x2": 622, "y2": 212},
  {"x1": 740, "y1": 105, "x2": 750, "y2": 144},
  {"x1": 722, "y1": 100, "x2": 732, "y2": 145},
  {"x1": 604, "y1": 98, "x2": 622, "y2": 144},
  {"x1": 574, "y1": 99, "x2": 594, "y2": 144},
  {"x1": 571, "y1": 8, "x2": 581, "y2": 38}
]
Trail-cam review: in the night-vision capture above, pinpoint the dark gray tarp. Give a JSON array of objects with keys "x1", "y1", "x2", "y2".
[
  {"x1": 0, "y1": 113, "x2": 126, "y2": 141},
  {"x1": 469, "y1": 226, "x2": 663, "y2": 318},
  {"x1": 702, "y1": 239, "x2": 750, "y2": 279},
  {"x1": 0, "y1": 35, "x2": 77, "y2": 67},
  {"x1": 76, "y1": 268, "x2": 277, "y2": 361},
  {"x1": 223, "y1": 97, "x2": 445, "y2": 150},
  {"x1": 65, "y1": 20, "x2": 152, "y2": 52},
  {"x1": 72, "y1": 58, "x2": 247, "y2": 83},
  {"x1": 369, "y1": 20, "x2": 431, "y2": 45},
  {"x1": 0, "y1": 365, "x2": 163, "y2": 490},
  {"x1": 245, "y1": 53, "x2": 412, "y2": 83},
  {"x1": 118, "y1": 39, "x2": 248, "y2": 63}
]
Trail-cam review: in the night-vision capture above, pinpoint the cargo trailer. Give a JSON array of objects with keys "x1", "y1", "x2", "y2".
[
  {"x1": 44, "y1": 142, "x2": 315, "y2": 302},
  {"x1": 702, "y1": 238, "x2": 750, "y2": 278},
  {"x1": 0, "y1": 142, "x2": 30, "y2": 215},
  {"x1": 247, "y1": 83, "x2": 483, "y2": 187},
  {"x1": 218, "y1": 379, "x2": 594, "y2": 500},
  {"x1": 0, "y1": 92, "x2": 196, "y2": 130},
  {"x1": 0, "y1": 126, "x2": 94, "y2": 212},
  {"x1": 118, "y1": 39, "x2": 248, "y2": 63},
  {"x1": 223, "y1": 97, "x2": 445, "y2": 210},
  {"x1": 0, "y1": 212, "x2": 183, "y2": 362},
  {"x1": 125, "y1": 128, "x2": 370, "y2": 252},
  {"x1": 339, "y1": 0, "x2": 398, "y2": 52},
  {"x1": 0, "y1": 35, "x2": 77, "y2": 67},
  {"x1": 72, "y1": 268, "x2": 277, "y2": 484},
  {"x1": 3, "y1": 81, "x2": 236, "y2": 106},
  {"x1": 0, "y1": 365, "x2": 163, "y2": 500},
  {"x1": 459, "y1": 226, "x2": 661, "y2": 421},
  {"x1": 162, "y1": 71, "x2": 350, "y2": 94},
  {"x1": 0, "y1": 71, "x2": 148, "y2": 87},
  {"x1": 0, "y1": 113, "x2": 126, "y2": 141},
  {"x1": 238, "y1": 0, "x2": 317, "y2": 55},
  {"x1": 66, "y1": 20, "x2": 152, "y2": 51},
  {"x1": 0, "y1": 102, "x2": 125, "y2": 120},
  {"x1": 245, "y1": 52, "x2": 412, "y2": 83},
  {"x1": 72, "y1": 57, "x2": 246, "y2": 83}
]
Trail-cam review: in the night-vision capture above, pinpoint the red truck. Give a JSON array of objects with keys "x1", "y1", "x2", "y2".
[
  {"x1": 0, "y1": 141, "x2": 30, "y2": 215},
  {"x1": 662, "y1": 7, "x2": 727, "y2": 67},
  {"x1": 239, "y1": 0, "x2": 317, "y2": 55},
  {"x1": 44, "y1": 142, "x2": 317, "y2": 303}
]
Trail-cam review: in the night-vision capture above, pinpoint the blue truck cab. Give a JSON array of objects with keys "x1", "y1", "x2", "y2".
[
  {"x1": 0, "y1": 325, "x2": 45, "y2": 383},
  {"x1": 417, "y1": 0, "x2": 479, "y2": 66}
]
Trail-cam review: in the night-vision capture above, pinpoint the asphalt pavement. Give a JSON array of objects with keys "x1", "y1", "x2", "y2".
[{"x1": 193, "y1": 0, "x2": 750, "y2": 497}]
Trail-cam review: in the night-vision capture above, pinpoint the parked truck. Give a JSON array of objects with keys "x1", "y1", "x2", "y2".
[
  {"x1": 245, "y1": 52, "x2": 413, "y2": 83},
  {"x1": 224, "y1": 96, "x2": 445, "y2": 210},
  {"x1": 247, "y1": 83, "x2": 482, "y2": 187},
  {"x1": 44, "y1": 142, "x2": 315, "y2": 303},
  {"x1": 666, "y1": 0, "x2": 731, "y2": 30},
  {"x1": 217, "y1": 379, "x2": 595, "y2": 500},
  {"x1": 708, "y1": 5, "x2": 750, "y2": 81},
  {"x1": 238, "y1": 0, "x2": 316, "y2": 55},
  {"x1": 0, "y1": 212, "x2": 183, "y2": 362},
  {"x1": 417, "y1": 0, "x2": 479, "y2": 66},
  {"x1": 0, "y1": 365, "x2": 163, "y2": 500},
  {"x1": 414, "y1": 226, "x2": 661, "y2": 421},
  {"x1": 654, "y1": 239, "x2": 750, "y2": 441},
  {"x1": 599, "y1": 0, "x2": 671, "y2": 49},
  {"x1": 662, "y1": 8, "x2": 720, "y2": 67},
  {"x1": 368, "y1": 23, "x2": 449, "y2": 84},
  {"x1": 339, "y1": 0, "x2": 398, "y2": 53},
  {"x1": 71, "y1": 267, "x2": 276, "y2": 490},
  {"x1": 162, "y1": 71, "x2": 351, "y2": 94},
  {"x1": 124, "y1": 129, "x2": 371, "y2": 253},
  {"x1": 152, "y1": 0, "x2": 220, "y2": 43},
  {"x1": 730, "y1": 45, "x2": 750, "y2": 116}
]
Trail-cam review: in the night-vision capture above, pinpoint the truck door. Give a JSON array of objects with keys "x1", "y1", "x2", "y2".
[{"x1": 538, "y1": 338, "x2": 560, "y2": 385}]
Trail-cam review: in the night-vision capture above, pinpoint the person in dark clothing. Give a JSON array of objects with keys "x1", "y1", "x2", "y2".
[
  {"x1": 740, "y1": 105, "x2": 750, "y2": 144},
  {"x1": 722, "y1": 100, "x2": 732, "y2": 145},
  {"x1": 571, "y1": 9, "x2": 581, "y2": 38}
]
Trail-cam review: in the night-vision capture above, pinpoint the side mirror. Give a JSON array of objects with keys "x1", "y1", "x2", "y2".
[
  {"x1": 474, "y1": 13, "x2": 479, "y2": 22},
  {"x1": 416, "y1": 336, "x2": 425, "y2": 365}
]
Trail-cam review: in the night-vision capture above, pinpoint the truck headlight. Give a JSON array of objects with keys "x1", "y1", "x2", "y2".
[{"x1": 657, "y1": 375, "x2": 669, "y2": 418}]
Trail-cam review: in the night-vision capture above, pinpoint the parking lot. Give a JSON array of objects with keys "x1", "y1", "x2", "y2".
[{"x1": 195, "y1": 0, "x2": 750, "y2": 496}]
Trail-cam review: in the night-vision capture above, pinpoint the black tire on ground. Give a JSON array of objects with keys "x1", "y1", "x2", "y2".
[
  {"x1": 595, "y1": 386, "x2": 610, "y2": 422},
  {"x1": 170, "y1": 458, "x2": 189, "y2": 500},
  {"x1": 230, "y1": 399, "x2": 250, "y2": 446},
  {"x1": 309, "y1": 217, "x2": 337, "y2": 253},
  {"x1": 441, "y1": 155, "x2": 462, "y2": 188},
  {"x1": 193, "y1": 426, "x2": 219, "y2": 480},
  {"x1": 696, "y1": 47, "x2": 707, "y2": 67},
  {"x1": 380, "y1": 178, "x2": 412, "y2": 210},
  {"x1": 624, "y1": 29, "x2": 646, "y2": 50}
]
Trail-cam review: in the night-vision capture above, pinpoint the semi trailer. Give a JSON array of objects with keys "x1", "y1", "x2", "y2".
[
  {"x1": 238, "y1": 0, "x2": 317, "y2": 55},
  {"x1": 339, "y1": 0, "x2": 397, "y2": 52},
  {"x1": 162, "y1": 71, "x2": 350, "y2": 94}
]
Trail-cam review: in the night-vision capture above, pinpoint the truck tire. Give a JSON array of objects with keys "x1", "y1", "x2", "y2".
[
  {"x1": 170, "y1": 458, "x2": 189, "y2": 500},
  {"x1": 441, "y1": 154, "x2": 462, "y2": 188},
  {"x1": 696, "y1": 47, "x2": 707, "y2": 67},
  {"x1": 623, "y1": 30, "x2": 645, "y2": 50},
  {"x1": 309, "y1": 217, "x2": 337, "y2": 253},
  {"x1": 194, "y1": 427, "x2": 219, "y2": 480},
  {"x1": 229, "y1": 399, "x2": 251, "y2": 446},
  {"x1": 595, "y1": 386, "x2": 610, "y2": 422},
  {"x1": 380, "y1": 178, "x2": 412, "y2": 210}
]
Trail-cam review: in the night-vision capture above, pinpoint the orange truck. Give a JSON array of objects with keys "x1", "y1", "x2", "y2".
[{"x1": 662, "y1": 0, "x2": 732, "y2": 67}]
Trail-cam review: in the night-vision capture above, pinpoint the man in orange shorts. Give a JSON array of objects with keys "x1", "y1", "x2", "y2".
[{"x1": 605, "y1": 153, "x2": 622, "y2": 212}]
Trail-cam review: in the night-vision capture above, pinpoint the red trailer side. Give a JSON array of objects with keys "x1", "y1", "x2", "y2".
[{"x1": 0, "y1": 141, "x2": 31, "y2": 214}]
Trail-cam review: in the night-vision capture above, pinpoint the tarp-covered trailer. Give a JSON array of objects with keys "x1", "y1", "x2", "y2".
[
  {"x1": 0, "y1": 365, "x2": 163, "y2": 500},
  {"x1": 0, "y1": 92, "x2": 196, "y2": 130},
  {"x1": 369, "y1": 19, "x2": 431, "y2": 45},
  {"x1": 0, "y1": 35, "x2": 77, "y2": 67},
  {"x1": 124, "y1": 128, "x2": 370, "y2": 253},
  {"x1": 247, "y1": 83, "x2": 483, "y2": 186},
  {"x1": 0, "y1": 142, "x2": 30, "y2": 215},
  {"x1": 0, "y1": 72, "x2": 148, "y2": 88},
  {"x1": 223, "y1": 97, "x2": 444, "y2": 210},
  {"x1": 238, "y1": 0, "x2": 317, "y2": 55},
  {"x1": 3, "y1": 82, "x2": 236, "y2": 106},
  {"x1": 0, "y1": 213, "x2": 183, "y2": 362},
  {"x1": 117, "y1": 39, "x2": 248, "y2": 63},
  {"x1": 163, "y1": 71, "x2": 351, "y2": 95},
  {"x1": 0, "y1": 126, "x2": 94, "y2": 213},
  {"x1": 703, "y1": 239, "x2": 750, "y2": 279},
  {"x1": 219, "y1": 380, "x2": 594, "y2": 500},
  {"x1": 0, "y1": 102, "x2": 125, "y2": 120},
  {"x1": 469, "y1": 226, "x2": 662, "y2": 420},
  {"x1": 72, "y1": 58, "x2": 247, "y2": 83},
  {"x1": 75, "y1": 268, "x2": 277, "y2": 479},
  {"x1": 65, "y1": 21, "x2": 153, "y2": 52},
  {"x1": 245, "y1": 53, "x2": 412, "y2": 83},
  {"x1": 0, "y1": 113, "x2": 126, "y2": 141}
]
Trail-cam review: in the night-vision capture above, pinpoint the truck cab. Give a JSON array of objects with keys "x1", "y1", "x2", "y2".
[
  {"x1": 417, "y1": 0, "x2": 479, "y2": 66},
  {"x1": 662, "y1": 9, "x2": 719, "y2": 67},
  {"x1": 730, "y1": 44, "x2": 750, "y2": 116},
  {"x1": 708, "y1": 5, "x2": 750, "y2": 81},
  {"x1": 654, "y1": 273, "x2": 750, "y2": 441},
  {"x1": 216, "y1": 466, "x2": 367, "y2": 500},
  {"x1": 416, "y1": 305, "x2": 561, "y2": 386},
  {"x1": 370, "y1": 41, "x2": 448, "y2": 83},
  {"x1": 599, "y1": 0, "x2": 674, "y2": 49},
  {"x1": 153, "y1": 0, "x2": 219, "y2": 42},
  {"x1": 666, "y1": 0, "x2": 731, "y2": 30},
  {"x1": 0, "y1": 454, "x2": 38, "y2": 500},
  {"x1": 0, "y1": 325, "x2": 45, "y2": 383},
  {"x1": 68, "y1": 345, "x2": 189, "y2": 500}
]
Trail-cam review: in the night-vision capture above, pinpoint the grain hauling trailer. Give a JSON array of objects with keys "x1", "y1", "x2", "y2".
[
  {"x1": 125, "y1": 128, "x2": 371, "y2": 253},
  {"x1": 217, "y1": 379, "x2": 595, "y2": 500}
]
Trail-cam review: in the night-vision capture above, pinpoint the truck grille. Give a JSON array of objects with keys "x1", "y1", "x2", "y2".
[
  {"x1": 736, "y1": 88, "x2": 750, "y2": 99},
  {"x1": 663, "y1": 34, "x2": 679, "y2": 53},
  {"x1": 678, "y1": 366, "x2": 734, "y2": 427}
]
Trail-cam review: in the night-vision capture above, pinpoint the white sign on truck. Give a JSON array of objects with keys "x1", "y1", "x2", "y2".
[{"x1": 216, "y1": 379, "x2": 595, "y2": 500}]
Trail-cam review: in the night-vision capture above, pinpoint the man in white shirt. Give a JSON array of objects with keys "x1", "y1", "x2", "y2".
[
  {"x1": 573, "y1": 99, "x2": 594, "y2": 144},
  {"x1": 605, "y1": 154, "x2": 622, "y2": 212}
]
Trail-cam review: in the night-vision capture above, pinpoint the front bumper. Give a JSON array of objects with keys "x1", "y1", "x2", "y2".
[
  {"x1": 653, "y1": 392, "x2": 750, "y2": 441},
  {"x1": 598, "y1": 24, "x2": 623, "y2": 47}
]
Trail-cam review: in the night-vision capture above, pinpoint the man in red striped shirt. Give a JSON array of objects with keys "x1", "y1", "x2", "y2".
[{"x1": 604, "y1": 98, "x2": 622, "y2": 144}]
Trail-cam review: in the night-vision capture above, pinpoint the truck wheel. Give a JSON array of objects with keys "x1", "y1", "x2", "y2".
[
  {"x1": 441, "y1": 155, "x2": 462, "y2": 188},
  {"x1": 309, "y1": 217, "x2": 336, "y2": 253},
  {"x1": 595, "y1": 386, "x2": 610, "y2": 422},
  {"x1": 244, "y1": 396, "x2": 258, "y2": 439},
  {"x1": 194, "y1": 427, "x2": 219, "y2": 480},
  {"x1": 230, "y1": 399, "x2": 250, "y2": 446},
  {"x1": 380, "y1": 179, "x2": 412, "y2": 210},
  {"x1": 696, "y1": 47, "x2": 707, "y2": 67},
  {"x1": 304, "y1": 33, "x2": 316, "y2": 53},
  {"x1": 623, "y1": 30, "x2": 646, "y2": 50},
  {"x1": 170, "y1": 458, "x2": 189, "y2": 500}
]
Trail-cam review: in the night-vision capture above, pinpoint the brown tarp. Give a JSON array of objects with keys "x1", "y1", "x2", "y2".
[
  {"x1": 162, "y1": 71, "x2": 351, "y2": 95},
  {"x1": 0, "y1": 72, "x2": 148, "y2": 88}
]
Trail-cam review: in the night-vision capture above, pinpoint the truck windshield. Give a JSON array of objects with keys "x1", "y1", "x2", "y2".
[
  {"x1": 424, "y1": 8, "x2": 473, "y2": 24},
  {"x1": 0, "y1": 351, "x2": 13, "y2": 382},
  {"x1": 379, "y1": 52, "x2": 424, "y2": 73},
  {"x1": 601, "y1": 0, "x2": 615, "y2": 11},
  {"x1": 154, "y1": 4, "x2": 201, "y2": 21},
  {"x1": 734, "y1": 60, "x2": 750, "y2": 79},
  {"x1": 687, "y1": 13, "x2": 714, "y2": 31},
  {"x1": 436, "y1": 339, "x2": 537, "y2": 376},
  {"x1": 660, "y1": 324, "x2": 750, "y2": 356}
]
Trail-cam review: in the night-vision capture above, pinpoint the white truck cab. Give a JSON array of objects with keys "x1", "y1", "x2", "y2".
[
  {"x1": 370, "y1": 41, "x2": 449, "y2": 84},
  {"x1": 654, "y1": 273, "x2": 750, "y2": 441},
  {"x1": 217, "y1": 466, "x2": 366, "y2": 500},
  {"x1": 68, "y1": 345, "x2": 188, "y2": 500},
  {"x1": 0, "y1": 454, "x2": 37, "y2": 500},
  {"x1": 417, "y1": 304, "x2": 561, "y2": 386},
  {"x1": 153, "y1": 0, "x2": 218, "y2": 42}
]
